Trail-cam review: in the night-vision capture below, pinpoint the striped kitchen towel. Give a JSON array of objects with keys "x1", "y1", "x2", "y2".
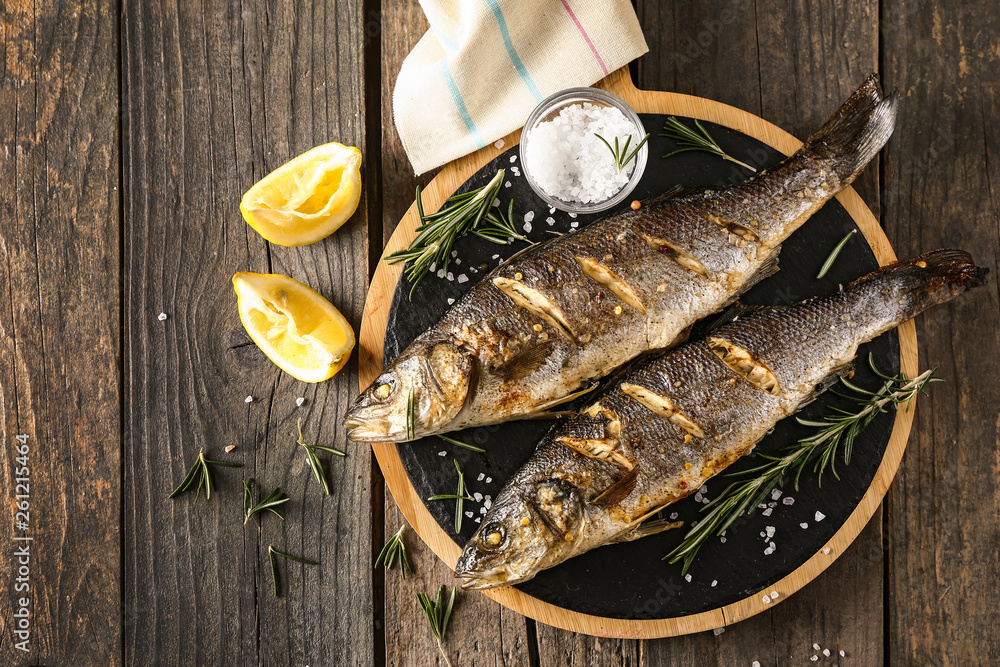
[{"x1": 393, "y1": 0, "x2": 648, "y2": 175}]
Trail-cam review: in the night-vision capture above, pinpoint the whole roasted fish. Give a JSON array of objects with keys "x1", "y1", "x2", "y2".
[
  {"x1": 346, "y1": 76, "x2": 898, "y2": 443},
  {"x1": 455, "y1": 250, "x2": 987, "y2": 589}
]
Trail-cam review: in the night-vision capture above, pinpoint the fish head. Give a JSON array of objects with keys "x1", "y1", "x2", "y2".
[
  {"x1": 455, "y1": 477, "x2": 586, "y2": 589},
  {"x1": 344, "y1": 338, "x2": 476, "y2": 442}
]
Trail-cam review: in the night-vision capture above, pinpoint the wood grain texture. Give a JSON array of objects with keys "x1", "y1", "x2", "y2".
[
  {"x1": 361, "y1": 67, "x2": 917, "y2": 640},
  {"x1": 0, "y1": 0, "x2": 122, "y2": 664},
  {"x1": 881, "y1": 1, "x2": 1000, "y2": 664},
  {"x1": 634, "y1": 1, "x2": 887, "y2": 662},
  {"x1": 122, "y1": 0, "x2": 372, "y2": 664}
]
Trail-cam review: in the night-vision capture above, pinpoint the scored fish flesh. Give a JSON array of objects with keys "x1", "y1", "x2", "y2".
[
  {"x1": 455, "y1": 250, "x2": 988, "y2": 588},
  {"x1": 346, "y1": 76, "x2": 898, "y2": 443}
]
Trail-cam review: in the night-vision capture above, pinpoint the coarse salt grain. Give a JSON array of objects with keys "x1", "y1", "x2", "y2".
[
  {"x1": 546, "y1": 216, "x2": 555, "y2": 225},
  {"x1": 438, "y1": 451, "x2": 447, "y2": 457},
  {"x1": 762, "y1": 595, "x2": 771, "y2": 604},
  {"x1": 447, "y1": 298, "x2": 455, "y2": 305},
  {"x1": 465, "y1": 511, "x2": 473, "y2": 518},
  {"x1": 486, "y1": 477, "x2": 492, "y2": 483},
  {"x1": 525, "y1": 103, "x2": 640, "y2": 204},
  {"x1": 523, "y1": 222, "x2": 532, "y2": 233},
  {"x1": 484, "y1": 498, "x2": 492, "y2": 509},
  {"x1": 295, "y1": 397, "x2": 305, "y2": 406},
  {"x1": 473, "y1": 492, "x2": 483, "y2": 502},
  {"x1": 669, "y1": 512, "x2": 678, "y2": 520},
  {"x1": 458, "y1": 274, "x2": 469, "y2": 284},
  {"x1": 840, "y1": 651, "x2": 846, "y2": 657},
  {"x1": 225, "y1": 445, "x2": 236, "y2": 453},
  {"x1": 771, "y1": 489, "x2": 782, "y2": 500},
  {"x1": 245, "y1": 396, "x2": 253, "y2": 403},
  {"x1": 765, "y1": 526, "x2": 775, "y2": 538},
  {"x1": 815, "y1": 511, "x2": 826, "y2": 522},
  {"x1": 684, "y1": 574, "x2": 692, "y2": 582},
  {"x1": 494, "y1": 139, "x2": 505, "y2": 149},
  {"x1": 510, "y1": 155, "x2": 517, "y2": 163},
  {"x1": 447, "y1": 272, "x2": 454, "y2": 281},
  {"x1": 800, "y1": 522, "x2": 809, "y2": 529},
  {"x1": 711, "y1": 580, "x2": 718, "y2": 587},
  {"x1": 158, "y1": 313, "x2": 167, "y2": 321},
  {"x1": 477, "y1": 473, "x2": 485, "y2": 481},
  {"x1": 823, "y1": 649, "x2": 830, "y2": 657},
  {"x1": 762, "y1": 508, "x2": 773, "y2": 516},
  {"x1": 713, "y1": 627, "x2": 725, "y2": 636},
  {"x1": 437, "y1": 269, "x2": 446, "y2": 278},
  {"x1": 813, "y1": 644, "x2": 821, "y2": 651},
  {"x1": 783, "y1": 497, "x2": 795, "y2": 505},
  {"x1": 753, "y1": 662, "x2": 761, "y2": 667},
  {"x1": 810, "y1": 656, "x2": 818, "y2": 662},
  {"x1": 769, "y1": 591, "x2": 778, "y2": 600},
  {"x1": 823, "y1": 547, "x2": 832, "y2": 555}
]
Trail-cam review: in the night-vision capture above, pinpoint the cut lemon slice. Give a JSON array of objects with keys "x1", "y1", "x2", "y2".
[
  {"x1": 240, "y1": 142, "x2": 362, "y2": 247},
  {"x1": 233, "y1": 272, "x2": 355, "y2": 382}
]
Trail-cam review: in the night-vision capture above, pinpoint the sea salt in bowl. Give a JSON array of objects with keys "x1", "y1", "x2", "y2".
[{"x1": 520, "y1": 88, "x2": 647, "y2": 214}]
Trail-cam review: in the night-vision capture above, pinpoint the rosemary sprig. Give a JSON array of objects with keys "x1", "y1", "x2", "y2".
[
  {"x1": 660, "y1": 117, "x2": 757, "y2": 172},
  {"x1": 406, "y1": 389, "x2": 415, "y2": 441},
  {"x1": 268, "y1": 545, "x2": 318, "y2": 598},
  {"x1": 387, "y1": 170, "x2": 532, "y2": 300},
  {"x1": 168, "y1": 448, "x2": 242, "y2": 502},
  {"x1": 438, "y1": 434, "x2": 486, "y2": 454},
  {"x1": 417, "y1": 585, "x2": 457, "y2": 667},
  {"x1": 663, "y1": 355, "x2": 941, "y2": 574},
  {"x1": 243, "y1": 478, "x2": 290, "y2": 525},
  {"x1": 816, "y1": 229, "x2": 858, "y2": 279},
  {"x1": 594, "y1": 132, "x2": 650, "y2": 173},
  {"x1": 297, "y1": 419, "x2": 346, "y2": 496},
  {"x1": 375, "y1": 524, "x2": 414, "y2": 579},
  {"x1": 428, "y1": 459, "x2": 474, "y2": 534}
]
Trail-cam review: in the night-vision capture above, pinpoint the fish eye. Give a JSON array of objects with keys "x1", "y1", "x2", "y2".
[
  {"x1": 479, "y1": 522, "x2": 505, "y2": 550},
  {"x1": 372, "y1": 378, "x2": 395, "y2": 400}
]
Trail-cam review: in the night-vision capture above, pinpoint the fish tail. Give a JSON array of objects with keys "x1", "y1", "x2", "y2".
[
  {"x1": 798, "y1": 74, "x2": 899, "y2": 185},
  {"x1": 847, "y1": 249, "x2": 988, "y2": 328}
]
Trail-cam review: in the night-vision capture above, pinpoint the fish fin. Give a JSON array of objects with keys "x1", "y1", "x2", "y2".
[
  {"x1": 737, "y1": 249, "x2": 782, "y2": 295},
  {"x1": 591, "y1": 464, "x2": 640, "y2": 508},
  {"x1": 610, "y1": 518, "x2": 684, "y2": 543},
  {"x1": 493, "y1": 342, "x2": 555, "y2": 382},
  {"x1": 532, "y1": 382, "x2": 599, "y2": 412},
  {"x1": 636, "y1": 184, "x2": 688, "y2": 208},
  {"x1": 794, "y1": 361, "x2": 856, "y2": 411},
  {"x1": 798, "y1": 74, "x2": 898, "y2": 184},
  {"x1": 524, "y1": 410, "x2": 577, "y2": 420}
]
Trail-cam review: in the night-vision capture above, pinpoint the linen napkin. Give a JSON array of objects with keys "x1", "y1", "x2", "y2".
[{"x1": 393, "y1": 0, "x2": 648, "y2": 175}]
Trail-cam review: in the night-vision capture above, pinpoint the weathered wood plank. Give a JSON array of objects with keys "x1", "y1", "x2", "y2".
[
  {"x1": 881, "y1": 1, "x2": 1000, "y2": 663},
  {"x1": 631, "y1": 1, "x2": 885, "y2": 664},
  {"x1": 123, "y1": 0, "x2": 373, "y2": 663},
  {"x1": 377, "y1": 2, "x2": 533, "y2": 663},
  {"x1": 0, "y1": 0, "x2": 122, "y2": 664}
]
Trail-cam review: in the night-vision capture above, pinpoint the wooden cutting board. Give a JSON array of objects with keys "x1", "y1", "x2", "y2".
[{"x1": 358, "y1": 67, "x2": 917, "y2": 638}]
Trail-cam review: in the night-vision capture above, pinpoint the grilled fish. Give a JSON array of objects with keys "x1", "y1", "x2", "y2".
[
  {"x1": 346, "y1": 76, "x2": 898, "y2": 443},
  {"x1": 455, "y1": 250, "x2": 988, "y2": 589}
]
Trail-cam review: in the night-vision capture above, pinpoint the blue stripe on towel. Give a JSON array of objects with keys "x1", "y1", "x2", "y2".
[
  {"x1": 440, "y1": 60, "x2": 486, "y2": 149},
  {"x1": 482, "y1": 0, "x2": 543, "y2": 103}
]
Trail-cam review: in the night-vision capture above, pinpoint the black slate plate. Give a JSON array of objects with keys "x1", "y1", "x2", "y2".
[{"x1": 383, "y1": 114, "x2": 898, "y2": 620}]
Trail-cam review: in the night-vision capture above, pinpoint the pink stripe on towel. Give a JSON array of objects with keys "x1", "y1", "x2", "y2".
[{"x1": 560, "y1": 0, "x2": 609, "y2": 75}]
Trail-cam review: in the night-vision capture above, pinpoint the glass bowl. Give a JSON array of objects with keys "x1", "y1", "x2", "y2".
[{"x1": 519, "y1": 87, "x2": 647, "y2": 214}]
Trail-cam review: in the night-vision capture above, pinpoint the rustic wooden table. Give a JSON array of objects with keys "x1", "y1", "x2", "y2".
[{"x1": 1, "y1": 1, "x2": 997, "y2": 665}]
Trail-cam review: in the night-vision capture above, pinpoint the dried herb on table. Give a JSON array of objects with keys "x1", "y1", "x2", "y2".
[
  {"x1": 386, "y1": 170, "x2": 532, "y2": 300},
  {"x1": 375, "y1": 524, "x2": 414, "y2": 579},
  {"x1": 663, "y1": 355, "x2": 941, "y2": 574},
  {"x1": 438, "y1": 434, "x2": 486, "y2": 454},
  {"x1": 428, "y1": 459, "x2": 475, "y2": 534},
  {"x1": 417, "y1": 584, "x2": 457, "y2": 667},
  {"x1": 660, "y1": 116, "x2": 757, "y2": 172},
  {"x1": 268, "y1": 545, "x2": 318, "y2": 598},
  {"x1": 168, "y1": 448, "x2": 242, "y2": 502},
  {"x1": 297, "y1": 419, "x2": 346, "y2": 496},
  {"x1": 243, "y1": 478, "x2": 290, "y2": 525},
  {"x1": 816, "y1": 229, "x2": 858, "y2": 279},
  {"x1": 594, "y1": 132, "x2": 650, "y2": 173}
]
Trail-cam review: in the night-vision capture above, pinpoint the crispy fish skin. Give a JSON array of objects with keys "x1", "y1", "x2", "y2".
[
  {"x1": 346, "y1": 76, "x2": 898, "y2": 443},
  {"x1": 455, "y1": 250, "x2": 988, "y2": 589}
]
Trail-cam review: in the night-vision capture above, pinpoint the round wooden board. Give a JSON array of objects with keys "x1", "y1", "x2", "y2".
[{"x1": 359, "y1": 68, "x2": 918, "y2": 638}]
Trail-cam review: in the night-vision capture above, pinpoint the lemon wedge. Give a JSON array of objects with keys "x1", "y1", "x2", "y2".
[
  {"x1": 240, "y1": 142, "x2": 362, "y2": 246},
  {"x1": 233, "y1": 272, "x2": 355, "y2": 382}
]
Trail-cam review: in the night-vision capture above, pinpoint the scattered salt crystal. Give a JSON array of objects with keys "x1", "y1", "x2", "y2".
[
  {"x1": 695, "y1": 492, "x2": 703, "y2": 503},
  {"x1": 486, "y1": 477, "x2": 492, "y2": 483},
  {"x1": 504, "y1": 181, "x2": 512, "y2": 188},
  {"x1": 569, "y1": 213, "x2": 577, "y2": 218},
  {"x1": 765, "y1": 526, "x2": 775, "y2": 538},
  {"x1": 295, "y1": 397, "x2": 305, "y2": 406},
  {"x1": 711, "y1": 580, "x2": 718, "y2": 587},
  {"x1": 699, "y1": 485, "x2": 708, "y2": 494},
  {"x1": 840, "y1": 651, "x2": 846, "y2": 657},
  {"x1": 753, "y1": 662, "x2": 761, "y2": 667},
  {"x1": 523, "y1": 222, "x2": 532, "y2": 233},
  {"x1": 767, "y1": 501, "x2": 777, "y2": 508},
  {"x1": 451, "y1": 250, "x2": 458, "y2": 257},
  {"x1": 454, "y1": 258, "x2": 461, "y2": 265},
  {"x1": 524, "y1": 211, "x2": 535, "y2": 223},
  {"x1": 438, "y1": 451, "x2": 447, "y2": 457},
  {"x1": 762, "y1": 595, "x2": 771, "y2": 604},
  {"x1": 545, "y1": 217, "x2": 555, "y2": 225},
  {"x1": 669, "y1": 512, "x2": 678, "y2": 520},
  {"x1": 783, "y1": 497, "x2": 795, "y2": 505},
  {"x1": 245, "y1": 396, "x2": 253, "y2": 403},
  {"x1": 570, "y1": 221, "x2": 578, "y2": 228},
  {"x1": 684, "y1": 574, "x2": 692, "y2": 582},
  {"x1": 457, "y1": 274, "x2": 469, "y2": 284},
  {"x1": 465, "y1": 511, "x2": 473, "y2": 518},
  {"x1": 823, "y1": 547, "x2": 832, "y2": 555},
  {"x1": 800, "y1": 522, "x2": 809, "y2": 529},
  {"x1": 762, "y1": 508, "x2": 773, "y2": 516},
  {"x1": 447, "y1": 298, "x2": 455, "y2": 305},
  {"x1": 225, "y1": 445, "x2": 236, "y2": 453},
  {"x1": 484, "y1": 498, "x2": 492, "y2": 509},
  {"x1": 447, "y1": 272, "x2": 454, "y2": 281},
  {"x1": 549, "y1": 207, "x2": 556, "y2": 214},
  {"x1": 477, "y1": 473, "x2": 485, "y2": 481},
  {"x1": 437, "y1": 269, "x2": 446, "y2": 278},
  {"x1": 480, "y1": 506, "x2": 488, "y2": 514},
  {"x1": 475, "y1": 517, "x2": 482, "y2": 523},
  {"x1": 473, "y1": 492, "x2": 483, "y2": 502},
  {"x1": 810, "y1": 656, "x2": 818, "y2": 662},
  {"x1": 759, "y1": 503, "x2": 768, "y2": 510},
  {"x1": 771, "y1": 489, "x2": 782, "y2": 500},
  {"x1": 813, "y1": 644, "x2": 821, "y2": 651},
  {"x1": 760, "y1": 531, "x2": 766, "y2": 538},
  {"x1": 720, "y1": 537, "x2": 726, "y2": 543},
  {"x1": 769, "y1": 591, "x2": 778, "y2": 600},
  {"x1": 713, "y1": 627, "x2": 725, "y2": 635},
  {"x1": 158, "y1": 312, "x2": 168, "y2": 321},
  {"x1": 492, "y1": 198, "x2": 500, "y2": 208},
  {"x1": 823, "y1": 649, "x2": 830, "y2": 657},
  {"x1": 494, "y1": 139, "x2": 505, "y2": 149},
  {"x1": 815, "y1": 511, "x2": 826, "y2": 522},
  {"x1": 510, "y1": 155, "x2": 517, "y2": 163}
]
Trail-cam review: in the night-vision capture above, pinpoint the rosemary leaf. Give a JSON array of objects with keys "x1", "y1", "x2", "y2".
[
  {"x1": 663, "y1": 354, "x2": 941, "y2": 574},
  {"x1": 438, "y1": 434, "x2": 486, "y2": 453},
  {"x1": 243, "y1": 479, "x2": 290, "y2": 525},
  {"x1": 417, "y1": 585, "x2": 457, "y2": 667},
  {"x1": 660, "y1": 117, "x2": 757, "y2": 172},
  {"x1": 595, "y1": 132, "x2": 650, "y2": 173},
  {"x1": 375, "y1": 525, "x2": 414, "y2": 579},
  {"x1": 406, "y1": 389, "x2": 415, "y2": 441},
  {"x1": 816, "y1": 229, "x2": 858, "y2": 279},
  {"x1": 297, "y1": 419, "x2": 338, "y2": 495},
  {"x1": 268, "y1": 545, "x2": 318, "y2": 598},
  {"x1": 427, "y1": 459, "x2": 475, "y2": 534},
  {"x1": 168, "y1": 448, "x2": 242, "y2": 503}
]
